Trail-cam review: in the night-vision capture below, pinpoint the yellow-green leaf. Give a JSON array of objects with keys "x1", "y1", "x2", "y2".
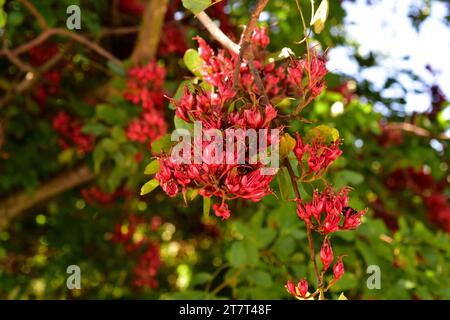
[
  {"x1": 183, "y1": 49, "x2": 203, "y2": 76},
  {"x1": 151, "y1": 134, "x2": 172, "y2": 155},
  {"x1": 338, "y1": 292, "x2": 348, "y2": 300},
  {"x1": 203, "y1": 197, "x2": 211, "y2": 217},
  {"x1": 144, "y1": 160, "x2": 160, "y2": 175},
  {"x1": 279, "y1": 133, "x2": 296, "y2": 160},
  {"x1": 305, "y1": 124, "x2": 340, "y2": 144},
  {"x1": 140, "y1": 179, "x2": 159, "y2": 195},
  {"x1": 182, "y1": 0, "x2": 211, "y2": 15}
]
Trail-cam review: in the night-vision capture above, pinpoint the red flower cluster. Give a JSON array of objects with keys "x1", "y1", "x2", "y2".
[
  {"x1": 158, "y1": 23, "x2": 188, "y2": 56},
  {"x1": 155, "y1": 144, "x2": 276, "y2": 220},
  {"x1": 52, "y1": 111, "x2": 94, "y2": 153},
  {"x1": 133, "y1": 243, "x2": 161, "y2": 288},
  {"x1": 194, "y1": 28, "x2": 327, "y2": 101},
  {"x1": 124, "y1": 61, "x2": 168, "y2": 147},
  {"x1": 385, "y1": 167, "x2": 450, "y2": 233},
  {"x1": 294, "y1": 133, "x2": 342, "y2": 177},
  {"x1": 287, "y1": 185, "x2": 366, "y2": 298},
  {"x1": 81, "y1": 186, "x2": 131, "y2": 206},
  {"x1": 111, "y1": 214, "x2": 162, "y2": 289},
  {"x1": 296, "y1": 187, "x2": 367, "y2": 234},
  {"x1": 29, "y1": 44, "x2": 61, "y2": 106}
]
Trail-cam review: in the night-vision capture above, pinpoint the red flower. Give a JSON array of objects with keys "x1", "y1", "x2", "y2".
[
  {"x1": 286, "y1": 280, "x2": 297, "y2": 297},
  {"x1": 285, "y1": 278, "x2": 308, "y2": 299},
  {"x1": 52, "y1": 112, "x2": 94, "y2": 153},
  {"x1": 320, "y1": 238, "x2": 334, "y2": 271},
  {"x1": 212, "y1": 203, "x2": 231, "y2": 220},
  {"x1": 298, "y1": 278, "x2": 308, "y2": 298},
  {"x1": 333, "y1": 257, "x2": 345, "y2": 281},
  {"x1": 342, "y1": 207, "x2": 367, "y2": 230}
]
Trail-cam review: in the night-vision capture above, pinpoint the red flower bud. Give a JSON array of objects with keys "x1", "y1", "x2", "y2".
[
  {"x1": 297, "y1": 278, "x2": 308, "y2": 298},
  {"x1": 286, "y1": 280, "x2": 297, "y2": 297},
  {"x1": 333, "y1": 257, "x2": 345, "y2": 281},
  {"x1": 320, "y1": 238, "x2": 334, "y2": 271},
  {"x1": 212, "y1": 203, "x2": 230, "y2": 220}
]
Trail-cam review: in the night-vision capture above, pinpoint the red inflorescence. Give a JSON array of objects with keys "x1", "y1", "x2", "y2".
[
  {"x1": 29, "y1": 44, "x2": 62, "y2": 106},
  {"x1": 81, "y1": 186, "x2": 131, "y2": 206},
  {"x1": 296, "y1": 187, "x2": 367, "y2": 234},
  {"x1": 111, "y1": 214, "x2": 163, "y2": 289},
  {"x1": 158, "y1": 23, "x2": 188, "y2": 56},
  {"x1": 193, "y1": 28, "x2": 327, "y2": 101},
  {"x1": 52, "y1": 111, "x2": 94, "y2": 153},
  {"x1": 124, "y1": 61, "x2": 168, "y2": 148},
  {"x1": 294, "y1": 132, "x2": 342, "y2": 175},
  {"x1": 384, "y1": 167, "x2": 450, "y2": 233}
]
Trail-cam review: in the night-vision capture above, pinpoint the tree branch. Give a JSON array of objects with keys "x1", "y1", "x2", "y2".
[
  {"x1": 0, "y1": 165, "x2": 94, "y2": 230},
  {"x1": 233, "y1": 0, "x2": 270, "y2": 104},
  {"x1": 4, "y1": 28, "x2": 122, "y2": 66},
  {"x1": 130, "y1": 0, "x2": 169, "y2": 64},
  {"x1": 196, "y1": 11, "x2": 240, "y2": 54},
  {"x1": 385, "y1": 122, "x2": 450, "y2": 141}
]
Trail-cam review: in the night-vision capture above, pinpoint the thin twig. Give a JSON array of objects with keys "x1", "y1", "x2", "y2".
[
  {"x1": 18, "y1": 0, "x2": 49, "y2": 30},
  {"x1": 6, "y1": 28, "x2": 122, "y2": 65},
  {"x1": 233, "y1": 0, "x2": 270, "y2": 104},
  {"x1": 1, "y1": 48, "x2": 33, "y2": 72}
]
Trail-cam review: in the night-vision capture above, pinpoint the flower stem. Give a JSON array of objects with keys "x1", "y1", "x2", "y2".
[{"x1": 284, "y1": 158, "x2": 321, "y2": 288}]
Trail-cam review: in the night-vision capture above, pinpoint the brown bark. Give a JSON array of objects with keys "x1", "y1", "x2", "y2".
[
  {"x1": 130, "y1": 0, "x2": 169, "y2": 64},
  {"x1": 0, "y1": 165, "x2": 94, "y2": 229}
]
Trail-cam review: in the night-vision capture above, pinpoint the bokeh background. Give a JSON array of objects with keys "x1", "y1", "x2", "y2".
[{"x1": 0, "y1": 0, "x2": 449, "y2": 299}]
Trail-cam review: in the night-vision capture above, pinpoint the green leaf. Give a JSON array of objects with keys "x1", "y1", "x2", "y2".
[
  {"x1": 203, "y1": 197, "x2": 211, "y2": 217},
  {"x1": 244, "y1": 240, "x2": 259, "y2": 266},
  {"x1": 334, "y1": 170, "x2": 364, "y2": 188},
  {"x1": 191, "y1": 272, "x2": 212, "y2": 286},
  {"x1": 144, "y1": 160, "x2": 160, "y2": 175},
  {"x1": 96, "y1": 104, "x2": 127, "y2": 126},
  {"x1": 182, "y1": 0, "x2": 211, "y2": 15},
  {"x1": 81, "y1": 123, "x2": 109, "y2": 136},
  {"x1": 100, "y1": 138, "x2": 119, "y2": 153},
  {"x1": 140, "y1": 179, "x2": 160, "y2": 196},
  {"x1": 93, "y1": 147, "x2": 105, "y2": 174},
  {"x1": 274, "y1": 236, "x2": 296, "y2": 261},
  {"x1": 276, "y1": 167, "x2": 292, "y2": 201},
  {"x1": 256, "y1": 228, "x2": 277, "y2": 248},
  {"x1": 183, "y1": 49, "x2": 203, "y2": 76},
  {"x1": 0, "y1": 0, "x2": 6, "y2": 28},
  {"x1": 111, "y1": 126, "x2": 127, "y2": 143},
  {"x1": 151, "y1": 134, "x2": 172, "y2": 154},
  {"x1": 229, "y1": 242, "x2": 246, "y2": 268},
  {"x1": 247, "y1": 270, "x2": 273, "y2": 288},
  {"x1": 174, "y1": 115, "x2": 194, "y2": 131}
]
